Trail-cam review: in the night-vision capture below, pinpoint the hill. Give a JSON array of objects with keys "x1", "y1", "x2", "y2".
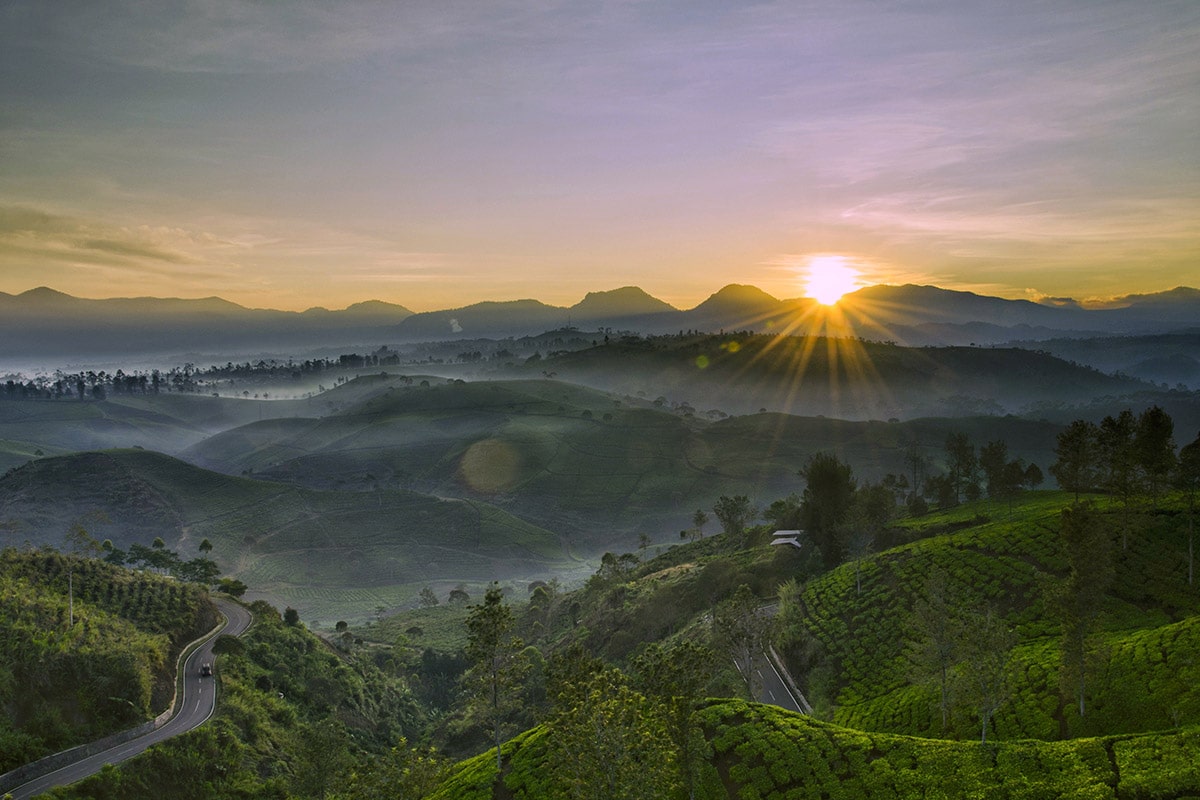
[
  {"x1": 0, "y1": 287, "x2": 414, "y2": 359},
  {"x1": 0, "y1": 550, "x2": 217, "y2": 771},
  {"x1": 4, "y1": 284, "x2": 1199, "y2": 364},
  {"x1": 509, "y1": 332, "x2": 1153, "y2": 420},
  {"x1": 181, "y1": 375, "x2": 1066, "y2": 547},
  {"x1": 779, "y1": 493, "x2": 1200, "y2": 740},
  {"x1": 427, "y1": 699, "x2": 1200, "y2": 799},
  {"x1": 0, "y1": 449, "x2": 574, "y2": 622}
]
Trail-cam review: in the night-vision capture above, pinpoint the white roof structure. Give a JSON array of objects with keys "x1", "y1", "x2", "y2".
[{"x1": 771, "y1": 529, "x2": 804, "y2": 549}]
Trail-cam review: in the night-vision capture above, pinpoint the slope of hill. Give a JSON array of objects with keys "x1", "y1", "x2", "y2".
[
  {"x1": 427, "y1": 699, "x2": 1200, "y2": 799},
  {"x1": 517, "y1": 332, "x2": 1151, "y2": 419},
  {"x1": 0, "y1": 450, "x2": 574, "y2": 622},
  {"x1": 0, "y1": 287, "x2": 414, "y2": 358},
  {"x1": 782, "y1": 494, "x2": 1200, "y2": 740},
  {"x1": 0, "y1": 551, "x2": 218, "y2": 771},
  {"x1": 181, "y1": 376, "x2": 1065, "y2": 547}
]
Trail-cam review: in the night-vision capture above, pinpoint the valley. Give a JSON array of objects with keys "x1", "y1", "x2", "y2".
[{"x1": 2, "y1": 287, "x2": 1200, "y2": 798}]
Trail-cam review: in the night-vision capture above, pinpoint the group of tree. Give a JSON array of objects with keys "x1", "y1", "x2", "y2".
[
  {"x1": 916, "y1": 433, "x2": 1043, "y2": 512},
  {"x1": 905, "y1": 569, "x2": 1018, "y2": 743},
  {"x1": 1052, "y1": 405, "x2": 1199, "y2": 573}
]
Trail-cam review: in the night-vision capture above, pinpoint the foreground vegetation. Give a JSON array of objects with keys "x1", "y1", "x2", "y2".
[
  {"x1": 0, "y1": 550, "x2": 217, "y2": 772},
  {"x1": 431, "y1": 698, "x2": 1200, "y2": 800}
]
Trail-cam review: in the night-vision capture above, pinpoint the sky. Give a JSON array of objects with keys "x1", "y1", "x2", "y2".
[{"x1": 1, "y1": 0, "x2": 1197, "y2": 312}]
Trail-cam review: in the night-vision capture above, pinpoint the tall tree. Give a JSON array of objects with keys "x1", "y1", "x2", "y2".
[
  {"x1": 546, "y1": 667, "x2": 678, "y2": 800},
  {"x1": 464, "y1": 583, "x2": 528, "y2": 772},
  {"x1": 1175, "y1": 432, "x2": 1200, "y2": 585},
  {"x1": 1054, "y1": 503, "x2": 1114, "y2": 720},
  {"x1": 1050, "y1": 419, "x2": 1100, "y2": 501},
  {"x1": 958, "y1": 604, "x2": 1016, "y2": 744},
  {"x1": 906, "y1": 568, "x2": 960, "y2": 733},
  {"x1": 63, "y1": 522, "x2": 101, "y2": 628},
  {"x1": 979, "y1": 439, "x2": 1009, "y2": 498},
  {"x1": 837, "y1": 484, "x2": 892, "y2": 595},
  {"x1": 633, "y1": 640, "x2": 715, "y2": 800},
  {"x1": 800, "y1": 451, "x2": 856, "y2": 568},
  {"x1": 944, "y1": 433, "x2": 979, "y2": 504},
  {"x1": 1098, "y1": 410, "x2": 1138, "y2": 548},
  {"x1": 712, "y1": 495, "x2": 755, "y2": 544},
  {"x1": 903, "y1": 442, "x2": 928, "y2": 503},
  {"x1": 712, "y1": 584, "x2": 775, "y2": 700},
  {"x1": 1135, "y1": 405, "x2": 1176, "y2": 508}
]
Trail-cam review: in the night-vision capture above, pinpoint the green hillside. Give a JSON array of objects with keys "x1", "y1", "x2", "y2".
[
  {"x1": 779, "y1": 493, "x2": 1200, "y2": 740},
  {"x1": 0, "y1": 550, "x2": 217, "y2": 770},
  {"x1": 46, "y1": 600, "x2": 428, "y2": 800},
  {"x1": 0, "y1": 449, "x2": 575, "y2": 622},
  {"x1": 183, "y1": 377, "x2": 1063, "y2": 546},
  {"x1": 428, "y1": 699, "x2": 1200, "y2": 799}
]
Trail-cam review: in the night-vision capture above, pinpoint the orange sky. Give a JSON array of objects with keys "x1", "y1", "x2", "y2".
[{"x1": 1, "y1": 1, "x2": 1197, "y2": 312}]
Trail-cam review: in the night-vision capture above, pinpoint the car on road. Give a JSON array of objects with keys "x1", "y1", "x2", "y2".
[{"x1": 200, "y1": 663, "x2": 212, "y2": 677}]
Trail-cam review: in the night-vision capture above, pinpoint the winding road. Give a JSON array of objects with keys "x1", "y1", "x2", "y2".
[{"x1": 6, "y1": 597, "x2": 252, "y2": 800}]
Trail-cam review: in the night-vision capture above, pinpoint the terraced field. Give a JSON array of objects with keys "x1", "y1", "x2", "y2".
[{"x1": 785, "y1": 493, "x2": 1200, "y2": 741}]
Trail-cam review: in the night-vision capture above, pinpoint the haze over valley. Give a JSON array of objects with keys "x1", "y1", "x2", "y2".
[{"x1": 4, "y1": 1, "x2": 1200, "y2": 797}]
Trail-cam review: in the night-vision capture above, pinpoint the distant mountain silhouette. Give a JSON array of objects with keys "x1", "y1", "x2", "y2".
[
  {"x1": 0, "y1": 287, "x2": 413, "y2": 358},
  {"x1": 1, "y1": 283, "x2": 1198, "y2": 362}
]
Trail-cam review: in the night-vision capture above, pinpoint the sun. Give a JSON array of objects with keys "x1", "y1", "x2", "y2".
[{"x1": 804, "y1": 256, "x2": 861, "y2": 305}]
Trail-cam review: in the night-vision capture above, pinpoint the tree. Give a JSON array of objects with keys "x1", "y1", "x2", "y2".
[
  {"x1": 1135, "y1": 405, "x2": 1176, "y2": 508},
  {"x1": 418, "y1": 586, "x2": 439, "y2": 608},
  {"x1": 763, "y1": 494, "x2": 802, "y2": 530},
  {"x1": 217, "y1": 577, "x2": 248, "y2": 598},
  {"x1": 712, "y1": 495, "x2": 755, "y2": 543},
  {"x1": 800, "y1": 452, "x2": 856, "y2": 567},
  {"x1": 837, "y1": 484, "x2": 892, "y2": 595},
  {"x1": 336, "y1": 738, "x2": 448, "y2": 800},
  {"x1": 979, "y1": 439, "x2": 1009, "y2": 498},
  {"x1": 712, "y1": 584, "x2": 774, "y2": 699},
  {"x1": 958, "y1": 604, "x2": 1016, "y2": 743},
  {"x1": 691, "y1": 508, "x2": 709, "y2": 539},
  {"x1": 290, "y1": 719, "x2": 354, "y2": 799},
  {"x1": 545, "y1": 667, "x2": 678, "y2": 800},
  {"x1": 63, "y1": 522, "x2": 101, "y2": 627},
  {"x1": 464, "y1": 583, "x2": 528, "y2": 772},
  {"x1": 944, "y1": 433, "x2": 979, "y2": 505},
  {"x1": 1098, "y1": 410, "x2": 1138, "y2": 548},
  {"x1": 198, "y1": 537, "x2": 213, "y2": 555},
  {"x1": 284, "y1": 607, "x2": 301, "y2": 626},
  {"x1": 1176, "y1": 431, "x2": 1200, "y2": 585},
  {"x1": 907, "y1": 568, "x2": 959, "y2": 733},
  {"x1": 1054, "y1": 503, "x2": 1113, "y2": 720},
  {"x1": 1024, "y1": 462, "x2": 1044, "y2": 491},
  {"x1": 1050, "y1": 419, "x2": 1100, "y2": 501},
  {"x1": 903, "y1": 442, "x2": 928, "y2": 502},
  {"x1": 633, "y1": 640, "x2": 714, "y2": 800}
]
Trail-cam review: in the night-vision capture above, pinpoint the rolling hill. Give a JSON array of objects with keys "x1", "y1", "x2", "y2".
[
  {"x1": 507, "y1": 332, "x2": 1155, "y2": 420},
  {"x1": 0, "y1": 449, "x2": 575, "y2": 622},
  {"x1": 180, "y1": 376, "x2": 1066, "y2": 547}
]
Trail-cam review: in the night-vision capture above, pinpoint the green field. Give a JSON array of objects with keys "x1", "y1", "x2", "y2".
[
  {"x1": 783, "y1": 492, "x2": 1200, "y2": 740},
  {"x1": 0, "y1": 449, "x2": 577, "y2": 622},
  {"x1": 183, "y1": 377, "x2": 1065, "y2": 547}
]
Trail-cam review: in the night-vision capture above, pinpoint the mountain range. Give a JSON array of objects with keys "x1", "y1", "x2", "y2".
[{"x1": 2, "y1": 283, "x2": 1199, "y2": 363}]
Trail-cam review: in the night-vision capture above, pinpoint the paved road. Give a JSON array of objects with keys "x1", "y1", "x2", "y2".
[{"x1": 8, "y1": 597, "x2": 252, "y2": 800}]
